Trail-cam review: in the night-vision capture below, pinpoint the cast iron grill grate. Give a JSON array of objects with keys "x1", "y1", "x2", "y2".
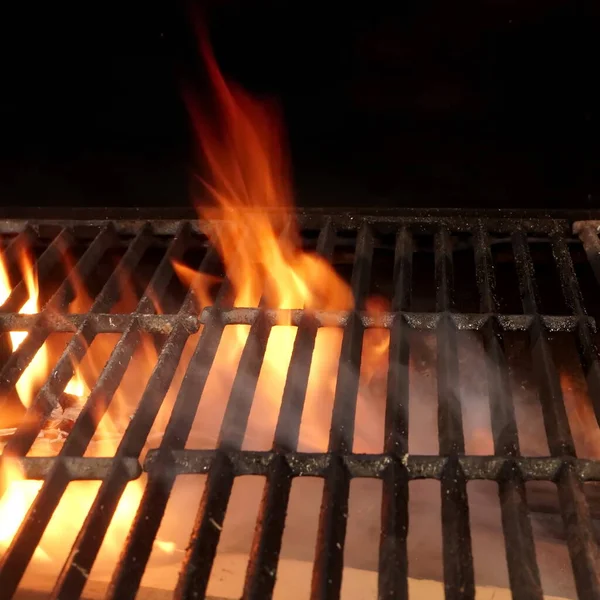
[{"x1": 0, "y1": 211, "x2": 599, "y2": 600}]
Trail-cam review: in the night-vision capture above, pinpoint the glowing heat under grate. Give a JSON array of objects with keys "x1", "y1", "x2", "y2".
[{"x1": 0, "y1": 214, "x2": 599, "y2": 600}]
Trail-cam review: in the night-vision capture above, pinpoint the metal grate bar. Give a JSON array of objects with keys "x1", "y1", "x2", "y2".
[
  {"x1": 143, "y1": 449, "x2": 600, "y2": 480},
  {"x1": 473, "y1": 223, "x2": 496, "y2": 314},
  {"x1": 328, "y1": 223, "x2": 373, "y2": 454},
  {"x1": 556, "y1": 466, "x2": 600, "y2": 598},
  {"x1": 311, "y1": 223, "x2": 373, "y2": 600},
  {"x1": 551, "y1": 232, "x2": 600, "y2": 429},
  {"x1": 434, "y1": 226, "x2": 474, "y2": 600},
  {"x1": 474, "y1": 227, "x2": 520, "y2": 456},
  {"x1": 497, "y1": 468, "x2": 544, "y2": 600},
  {"x1": 0, "y1": 225, "x2": 117, "y2": 414},
  {"x1": 512, "y1": 231, "x2": 600, "y2": 596},
  {"x1": 0, "y1": 228, "x2": 39, "y2": 404},
  {"x1": 435, "y1": 227, "x2": 464, "y2": 454},
  {"x1": 574, "y1": 222, "x2": 600, "y2": 286},
  {"x1": 0, "y1": 224, "x2": 192, "y2": 597},
  {"x1": 474, "y1": 227, "x2": 543, "y2": 600},
  {"x1": 0, "y1": 212, "x2": 574, "y2": 236},
  {"x1": 0, "y1": 456, "x2": 140, "y2": 480},
  {"x1": 0, "y1": 228, "x2": 73, "y2": 314},
  {"x1": 512, "y1": 231, "x2": 575, "y2": 456},
  {"x1": 242, "y1": 220, "x2": 337, "y2": 600},
  {"x1": 106, "y1": 298, "x2": 228, "y2": 599},
  {"x1": 0, "y1": 227, "x2": 36, "y2": 273},
  {"x1": 175, "y1": 289, "x2": 278, "y2": 597},
  {"x1": 0, "y1": 309, "x2": 593, "y2": 334},
  {"x1": 378, "y1": 226, "x2": 412, "y2": 600},
  {"x1": 0, "y1": 227, "x2": 38, "y2": 363},
  {"x1": 0, "y1": 225, "x2": 153, "y2": 458},
  {"x1": 1, "y1": 214, "x2": 599, "y2": 600}
]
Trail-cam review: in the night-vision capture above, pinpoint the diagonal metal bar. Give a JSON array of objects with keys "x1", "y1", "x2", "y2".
[
  {"x1": 0, "y1": 224, "x2": 193, "y2": 597},
  {"x1": 0, "y1": 225, "x2": 153, "y2": 459},
  {"x1": 0, "y1": 225, "x2": 117, "y2": 413},
  {"x1": 0, "y1": 226, "x2": 38, "y2": 357},
  {"x1": 52, "y1": 250, "x2": 215, "y2": 600},
  {"x1": 0, "y1": 227, "x2": 36, "y2": 273},
  {"x1": 0, "y1": 228, "x2": 74, "y2": 314},
  {"x1": 551, "y1": 231, "x2": 600, "y2": 430}
]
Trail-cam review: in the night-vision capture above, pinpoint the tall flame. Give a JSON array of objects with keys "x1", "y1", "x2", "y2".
[
  {"x1": 178, "y1": 32, "x2": 390, "y2": 456},
  {"x1": 184, "y1": 35, "x2": 353, "y2": 314}
]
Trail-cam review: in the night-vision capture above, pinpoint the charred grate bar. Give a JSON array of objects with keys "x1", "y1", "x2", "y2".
[{"x1": 0, "y1": 211, "x2": 599, "y2": 599}]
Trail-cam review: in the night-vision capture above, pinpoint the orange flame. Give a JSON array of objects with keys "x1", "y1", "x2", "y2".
[
  {"x1": 0, "y1": 31, "x2": 390, "y2": 589},
  {"x1": 177, "y1": 33, "x2": 389, "y2": 456},
  {"x1": 0, "y1": 243, "x2": 178, "y2": 577},
  {"x1": 0, "y1": 247, "x2": 10, "y2": 306},
  {"x1": 184, "y1": 35, "x2": 353, "y2": 314}
]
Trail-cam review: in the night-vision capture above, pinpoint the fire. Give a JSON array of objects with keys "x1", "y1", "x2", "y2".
[
  {"x1": 184, "y1": 35, "x2": 354, "y2": 315},
  {"x1": 178, "y1": 31, "x2": 390, "y2": 454},
  {"x1": 0, "y1": 248, "x2": 49, "y2": 410},
  {"x1": 0, "y1": 242, "x2": 177, "y2": 581},
  {"x1": 0, "y1": 246, "x2": 10, "y2": 306},
  {"x1": 0, "y1": 30, "x2": 390, "y2": 591}
]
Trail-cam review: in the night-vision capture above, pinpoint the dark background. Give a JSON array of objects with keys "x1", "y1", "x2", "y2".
[{"x1": 0, "y1": 1, "x2": 598, "y2": 212}]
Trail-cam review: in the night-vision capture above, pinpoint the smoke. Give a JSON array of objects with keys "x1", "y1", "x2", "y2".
[{"x1": 142, "y1": 315, "x2": 593, "y2": 598}]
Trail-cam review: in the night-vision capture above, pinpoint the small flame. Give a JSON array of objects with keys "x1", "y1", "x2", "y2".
[
  {"x1": 0, "y1": 247, "x2": 50, "y2": 409},
  {"x1": 64, "y1": 370, "x2": 87, "y2": 398},
  {"x1": 153, "y1": 539, "x2": 177, "y2": 554},
  {"x1": 0, "y1": 247, "x2": 10, "y2": 306},
  {"x1": 0, "y1": 459, "x2": 47, "y2": 560}
]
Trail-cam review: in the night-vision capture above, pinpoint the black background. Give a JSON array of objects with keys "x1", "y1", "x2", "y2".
[{"x1": 0, "y1": 1, "x2": 598, "y2": 212}]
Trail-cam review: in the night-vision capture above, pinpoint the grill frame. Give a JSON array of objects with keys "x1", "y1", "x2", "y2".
[{"x1": 0, "y1": 208, "x2": 599, "y2": 599}]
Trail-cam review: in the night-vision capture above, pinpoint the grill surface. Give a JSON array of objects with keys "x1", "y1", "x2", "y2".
[{"x1": 0, "y1": 209, "x2": 600, "y2": 600}]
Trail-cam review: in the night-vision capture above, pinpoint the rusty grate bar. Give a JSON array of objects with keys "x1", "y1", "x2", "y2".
[
  {"x1": 0, "y1": 309, "x2": 592, "y2": 333},
  {"x1": 0, "y1": 223, "x2": 195, "y2": 597},
  {"x1": 0, "y1": 213, "x2": 598, "y2": 600},
  {"x1": 435, "y1": 226, "x2": 474, "y2": 600},
  {"x1": 105, "y1": 217, "x2": 298, "y2": 600},
  {"x1": 311, "y1": 222, "x2": 373, "y2": 600},
  {"x1": 554, "y1": 228, "x2": 600, "y2": 431},
  {"x1": 378, "y1": 226, "x2": 411, "y2": 600},
  {"x1": 52, "y1": 249, "x2": 218, "y2": 600},
  {"x1": 0, "y1": 225, "x2": 118, "y2": 414},
  {"x1": 474, "y1": 225, "x2": 543, "y2": 600},
  {"x1": 512, "y1": 229, "x2": 600, "y2": 598},
  {"x1": 243, "y1": 220, "x2": 336, "y2": 600},
  {"x1": 1, "y1": 225, "x2": 153, "y2": 458}
]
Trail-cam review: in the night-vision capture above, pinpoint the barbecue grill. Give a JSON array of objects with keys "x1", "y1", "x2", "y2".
[{"x1": 0, "y1": 208, "x2": 599, "y2": 600}]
